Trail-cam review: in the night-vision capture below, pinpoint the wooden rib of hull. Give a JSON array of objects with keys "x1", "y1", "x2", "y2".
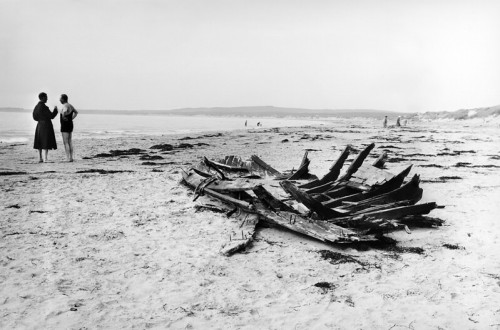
[
  {"x1": 299, "y1": 146, "x2": 350, "y2": 189},
  {"x1": 317, "y1": 186, "x2": 358, "y2": 200},
  {"x1": 304, "y1": 180, "x2": 341, "y2": 195},
  {"x1": 337, "y1": 174, "x2": 423, "y2": 213},
  {"x1": 288, "y1": 151, "x2": 311, "y2": 180},
  {"x1": 372, "y1": 152, "x2": 388, "y2": 169},
  {"x1": 338, "y1": 143, "x2": 375, "y2": 181},
  {"x1": 249, "y1": 155, "x2": 282, "y2": 176},
  {"x1": 350, "y1": 200, "x2": 415, "y2": 215},
  {"x1": 280, "y1": 180, "x2": 344, "y2": 219},
  {"x1": 322, "y1": 165, "x2": 413, "y2": 208},
  {"x1": 328, "y1": 202, "x2": 438, "y2": 224},
  {"x1": 305, "y1": 144, "x2": 379, "y2": 196}
]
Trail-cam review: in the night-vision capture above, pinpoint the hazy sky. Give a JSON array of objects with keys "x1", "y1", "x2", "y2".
[{"x1": 1, "y1": 0, "x2": 499, "y2": 112}]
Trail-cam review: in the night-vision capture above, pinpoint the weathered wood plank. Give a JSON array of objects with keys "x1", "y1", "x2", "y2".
[
  {"x1": 304, "y1": 181, "x2": 337, "y2": 194},
  {"x1": 252, "y1": 185, "x2": 297, "y2": 213},
  {"x1": 220, "y1": 210, "x2": 260, "y2": 256},
  {"x1": 254, "y1": 202, "x2": 360, "y2": 244},
  {"x1": 322, "y1": 165, "x2": 413, "y2": 208},
  {"x1": 181, "y1": 170, "x2": 257, "y2": 202},
  {"x1": 288, "y1": 151, "x2": 311, "y2": 180},
  {"x1": 372, "y1": 152, "x2": 388, "y2": 169},
  {"x1": 205, "y1": 156, "x2": 249, "y2": 173},
  {"x1": 280, "y1": 180, "x2": 343, "y2": 219},
  {"x1": 348, "y1": 163, "x2": 395, "y2": 187},
  {"x1": 345, "y1": 181, "x2": 371, "y2": 191},
  {"x1": 328, "y1": 202, "x2": 438, "y2": 224},
  {"x1": 322, "y1": 186, "x2": 356, "y2": 199},
  {"x1": 250, "y1": 155, "x2": 282, "y2": 176},
  {"x1": 339, "y1": 143, "x2": 375, "y2": 181},
  {"x1": 350, "y1": 200, "x2": 414, "y2": 215},
  {"x1": 338, "y1": 174, "x2": 422, "y2": 213},
  {"x1": 183, "y1": 170, "x2": 368, "y2": 246}
]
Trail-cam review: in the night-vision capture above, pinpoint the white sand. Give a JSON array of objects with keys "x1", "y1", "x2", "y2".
[{"x1": 1, "y1": 120, "x2": 499, "y2": 329}]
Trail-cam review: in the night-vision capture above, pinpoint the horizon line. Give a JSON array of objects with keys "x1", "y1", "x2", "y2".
[{"x1": 0, "y1": 104, "x2": 498, "y2": 113}]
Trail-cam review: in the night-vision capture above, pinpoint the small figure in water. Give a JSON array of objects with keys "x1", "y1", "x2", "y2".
[
  {"x1": 383, "y1": 116, "x2": 388, "y2": 128},
  {"x1": 396, "y1": 116, "x2": 401, "y2": 127}
]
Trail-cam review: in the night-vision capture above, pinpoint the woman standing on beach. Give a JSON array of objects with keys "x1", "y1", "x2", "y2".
[
  {"x1": 59, "y1": 94, "x2": 78, "y2": 162},
  {"x1": 33, "y1": 92, "x2": 58, "y2": 162}
]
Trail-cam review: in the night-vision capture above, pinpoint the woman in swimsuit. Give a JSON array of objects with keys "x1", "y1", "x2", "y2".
[{"x1": 59, "y1": 94, "x2": 78, "y2": 162}]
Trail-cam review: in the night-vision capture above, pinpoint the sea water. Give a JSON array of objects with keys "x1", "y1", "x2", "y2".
[{"x1": 0, "y1": 111, "x2": 327, "y2": 143}]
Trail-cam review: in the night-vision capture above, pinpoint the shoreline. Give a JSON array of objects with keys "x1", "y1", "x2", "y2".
[{"x1": 0, "y1": 112, "x2": 334, "y2": 145}]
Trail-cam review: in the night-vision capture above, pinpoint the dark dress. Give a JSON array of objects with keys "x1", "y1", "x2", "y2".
[{"x1": 33, "y1": 102, "x2": 58, "y2": 150}]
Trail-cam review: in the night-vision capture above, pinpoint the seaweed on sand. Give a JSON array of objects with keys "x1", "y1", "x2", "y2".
[{"x1": 76, "y1": 169, "x2": 133, "y2": 174}]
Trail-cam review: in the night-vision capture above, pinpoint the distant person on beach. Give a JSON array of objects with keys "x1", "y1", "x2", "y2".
[
  {"x1": 59, "y1": 94, "x2": 78, "y2": 162},
  {"x1": 245, "y1": 120, "x2": 247, "y2": 127},
  {"x1": 396, "y1": 116, "x2": 401, "y2": 127},
  {"x1": 383, "y1": 116, "x2": 388, "y2": 128},
  {"x1": 33, "y1": 92, "x2": 58, "y2": 162}
]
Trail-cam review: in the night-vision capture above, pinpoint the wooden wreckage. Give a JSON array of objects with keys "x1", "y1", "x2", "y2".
[{"x1": 181, "y1": 143, "x2": 444, "y2": 256}]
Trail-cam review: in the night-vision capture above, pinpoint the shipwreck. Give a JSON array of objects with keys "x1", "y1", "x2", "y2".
[{"x1": 181, "y1": 143, "x2": 444, "y2": 256}]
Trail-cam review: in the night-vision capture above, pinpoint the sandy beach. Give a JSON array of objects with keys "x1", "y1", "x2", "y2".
[{"x1": 1, "y1": 119, "x2": 499, "y2": 329}]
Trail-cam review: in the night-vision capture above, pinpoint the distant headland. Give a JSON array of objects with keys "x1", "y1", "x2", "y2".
[{"x1": 1, "y1": 105, "x2": 499, "y2": 120}]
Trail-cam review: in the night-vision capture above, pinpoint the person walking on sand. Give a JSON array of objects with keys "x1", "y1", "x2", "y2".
[
  {"x1": 59, "y1": 94, "x2": 78, "y2": 162},
  {"x1": 396, "y1": 116, "x2": 401, "y2": 127},
  {"x1": 383, "y1": 116, "x2": 388, "y2": 128},
  {"x1": 33, "y1": 92, "x2": 58, "y2": 162}
]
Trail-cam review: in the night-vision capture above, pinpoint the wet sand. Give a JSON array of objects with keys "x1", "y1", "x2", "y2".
[{"x1": 1, "y1": 119, "x2": 499, "y2": 329}]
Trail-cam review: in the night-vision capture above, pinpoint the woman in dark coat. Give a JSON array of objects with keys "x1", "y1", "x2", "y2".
[{"x1": 33, "y1": 92, "x2": 58, "y2": 162}]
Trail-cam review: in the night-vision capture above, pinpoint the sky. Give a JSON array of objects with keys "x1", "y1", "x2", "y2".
[{"x1": 1, "y1": 0, "x2": 499, "y2": 112}]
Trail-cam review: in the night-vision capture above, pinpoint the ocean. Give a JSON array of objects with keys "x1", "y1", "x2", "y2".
[{"x1": 0, "y1": 111, "x2": 327, "y2": 144}]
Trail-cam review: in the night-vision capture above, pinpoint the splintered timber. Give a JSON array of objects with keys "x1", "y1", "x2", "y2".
[{"x1": 181, "y1": 143, "x2": 444, "y2": 256}]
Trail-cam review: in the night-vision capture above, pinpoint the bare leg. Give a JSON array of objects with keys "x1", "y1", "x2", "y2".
[
  {"x1": 68, "y1": 132, "x2": 74, "y2": 161},
  {"x1": 43, "y1": 149, "x2": 48, "y2": 162},
  {"x1": 62, "y1": 132, "x2": 71, "y2": 161},
  {"x1": 38, "y1": 149, "x2": 43, "y2": 162}
]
